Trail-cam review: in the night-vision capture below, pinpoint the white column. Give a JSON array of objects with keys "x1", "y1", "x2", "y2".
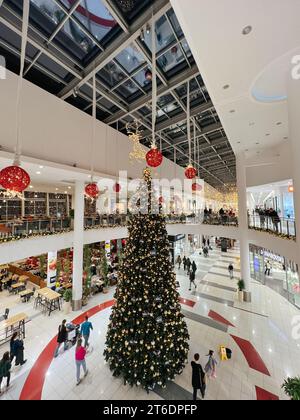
[
  {"x1": 46, "y1": 193, "x2": 50, "y2": 217},
  {"x1": 287, "y1": 76, "x2": 300, "y2": 267},
  {"x1": 236, "y1": 153, "x2": 251, "y2": 299},
  {"x1": 72, "y1": 181, "x2": 85, "y2": 311}
]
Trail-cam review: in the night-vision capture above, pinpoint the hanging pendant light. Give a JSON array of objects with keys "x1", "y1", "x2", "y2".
[
  {"x1": 85, "y1": 72, "x2": 100, "y2": 201},
  {"x1": 0, "y1": 2, "x2": 31, "y2": 198},
  {"x1": 185, "y1": 81, "x2": 197, "y2": 179},
  {"x1": 145, "y1": 68, "x2": 152, "y2": 81},
  {"x1": 146, "y1": 13, "x2": 163, "y2": 169}
]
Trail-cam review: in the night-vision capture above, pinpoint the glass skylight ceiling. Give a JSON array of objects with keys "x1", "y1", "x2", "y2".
[{"x1": 0, "y1": 0, "x2": 236, "y2": 188}]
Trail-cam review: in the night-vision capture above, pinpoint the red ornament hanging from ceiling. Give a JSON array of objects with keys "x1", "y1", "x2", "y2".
[
  {"x1": 185, "y1": 164, "x2": 197, "y2": 180},
  {"x1": 85, "y1": 183, "x2": 99, "y2": 200},
  {"x1": 0, "y1": 165, "x2": 30, "y2": 195},
  {"x1": 192, "y1": 182, "x2": 202, "y2": 192},
  {"x1": 146, "y1": 145, "x2": 163, "y2": 168},
  {"x1": 113, "y1": 183, "x2": 121, "y2": 193}
]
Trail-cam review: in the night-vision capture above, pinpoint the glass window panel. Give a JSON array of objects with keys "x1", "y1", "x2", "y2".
[
  {"x1": 157, "y1": 44, "x2": 185, "y2": 73},
  {"x1": 97, "y1": 62, "x2": 127, "y2": 88},
  {"x1": 181, "y1": 39, "x2": 192, "y2": 58},
  {"x1": 133, "y1": 68, "x2": 153, "y2": 89},
  {"x1": 30, "y1": 0, "x2": 66, "y2": 36},
  {"x1": 36, "y1": 53, "x2": 70, "y2": 80},
  {"x1": 73, "y1": 0, "x2": 117, "y2": 42},
  {"x1": 53, "y1": 19, "x2": 98, "y2": 60},
  {"x1": 143, "y1": 15, "x2": 176, "y2": 53},
  {"x1": 114, "y1": 79, "x2": 140, "y2": 98},
  {"x1": 115, "y1": 44, "x2": 145, "y2": 74},
  {"x1": 167, "y1": 9, "x2": 183, "y2": 38}
]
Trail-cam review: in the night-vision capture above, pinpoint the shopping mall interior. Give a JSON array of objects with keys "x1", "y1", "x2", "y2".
[{"x1": 0, "y1": 0, "x2": 300, "y2": 403}]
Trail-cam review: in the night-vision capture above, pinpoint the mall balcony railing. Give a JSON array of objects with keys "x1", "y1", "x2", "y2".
[
  {"x1": 0, "y1": 212, "x2": 240, "y2": 244},
  {"x1": 248, "y1": 215, "x2": 296, "y2": 240}
]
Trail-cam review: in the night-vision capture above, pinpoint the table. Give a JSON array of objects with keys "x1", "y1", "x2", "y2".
[
  {"x1": 35, "y1": 288, "x2": 61, "y2": 316},
  {"x1": 19, "y1": 275, "x2": 29, "y2": 284},
  {"x1": 0, "y1": 313, "x2": 28, "y2": 345},
  {"x1": 20, "y1": 289, "x2": 35, "y2": 302},
  {"x1": 11, "y1": 283, "x2": 26, "y2": 294}
]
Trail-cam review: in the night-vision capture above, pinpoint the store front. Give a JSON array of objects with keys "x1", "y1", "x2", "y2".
[
  {"x1": 249, "y1": 244, "x2": 300, "y2": 308},
  {"x1": 169, "y1": 234, "x2": 186, "y2": 264}
]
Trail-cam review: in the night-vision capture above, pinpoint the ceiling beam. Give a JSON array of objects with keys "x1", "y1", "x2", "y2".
[{"x1": 58, "y1": 0, "x2": 171, "y2": 100}]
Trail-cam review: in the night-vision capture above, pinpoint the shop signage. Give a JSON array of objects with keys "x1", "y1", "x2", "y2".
[{"x1": 260, "y1": 249, "x2": 284, "y2": 264}]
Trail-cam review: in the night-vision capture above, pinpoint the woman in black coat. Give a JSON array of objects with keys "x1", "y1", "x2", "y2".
[
  {"x1": 191, "y1": 354, "x2": 206, "y2": 400},
  {"x1": 54, "y1": 320, "x2": 68, "y2": 358},
  {"x1": 10, "y1": 333, "x2": 27, "y2": 366}
]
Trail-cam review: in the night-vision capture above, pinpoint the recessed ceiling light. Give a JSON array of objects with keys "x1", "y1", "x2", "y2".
[
  {"x1": 276, "y1": 122, "x2": 282, "y2": 125},
  {"x1": 230, "y1": 109, "x2": 236, "y2": 113},
  {"x1": 64, "y1": 191, "x2": 67, "y2": 194},
  {"x1": 249, "y1": 122, "x2": 255, "y2": 126},
  {"x1": 245, "y1": 149, "x2": 249, "y2": 152},
  {"x1": 265, "y1": 133, "x2": 270, "y2": 136},
  {"x1": 68, "y1": 186, "x2": 72, "y2": 189},
  {"x1": 284, "y1": 137, "x2": 288, "y2": 140},
  {"x1": 256, "y1": 142, "x2": 260, "y2": 145},
  {"x1": 39, "y1": 165, "x2": 44, "y2": 169},
  {"x1": 242, "y1": 25, "x2": 252, "y2": 35},
  {"x1": 55, "y1": 188, "x2": 59, "y2": 191},
  {"x1": 29, "y1": 185, "x2": 34, "y2": 189},
  {"x1": 223, "y1": 84, "x2": 230, "y2": 90},
  {"x1": 36, "y1": 171, "x2": 41, "y2": 175},
  {"x1": 237, "y1": 141, "x2": 241, "y2": 144}
]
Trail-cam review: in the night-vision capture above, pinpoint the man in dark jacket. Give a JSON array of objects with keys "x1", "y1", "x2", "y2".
[
  {"x1": 0, "y1": 352, "x2": 11, "y2": 394},
  {"x1": 186, "y1": 258, "x2": 192, "y2": 274},
  {"x1": 192, "y1": 261, "x2": 197, "y2": 274},
  {"x1": 189, "y1": 270, "x2": 197, "y2": 291},
  {"x1": 54, "y1": 320, "x2": 68, "y2": 358},
  {"x1": 191, "y1": 353, "x2": 206, "y2": 400}
]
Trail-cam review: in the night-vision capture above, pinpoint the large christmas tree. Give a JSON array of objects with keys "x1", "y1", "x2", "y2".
[{"x1": 104, "y1": 168, "x2": 189, "y2": 391}]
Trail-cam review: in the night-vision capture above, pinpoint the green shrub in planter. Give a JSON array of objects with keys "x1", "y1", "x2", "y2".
[
  {"x1": 282, "y1": 377, "x2": 300, "y2": 400},
  {"x1": 237, "y1": 279, "x2": 245, "y2": 292},
  {"x1": 63, "y1": 289, "x2": 72, "y2": 303}
]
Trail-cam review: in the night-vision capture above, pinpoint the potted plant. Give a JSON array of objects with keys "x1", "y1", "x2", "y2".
[
  {"x1": 82, "y1": 284, "x2": 91, "y2": 306},
  {"x1": 63, "y1": 288, "x2": 72, "y2": 314},
  {"x1": 237, "y1": 279, "x2": 245, "y2": 302},
  {"x1": 39, "y1": 254, "x2": 47, "y2": 279},
  {"x1": 69, "y1": 209, "x2": 75, "y2": 230},
  {"x1": 282, "y1": 377, "x2": 300, "y2": 400}
]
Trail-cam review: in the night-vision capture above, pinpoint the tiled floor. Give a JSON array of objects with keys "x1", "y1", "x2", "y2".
[{"x1": 1, "y1": 244, "x2": 300, "y2": 400}]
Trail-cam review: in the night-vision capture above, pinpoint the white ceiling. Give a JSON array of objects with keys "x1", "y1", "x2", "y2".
[{"x1": 171, "y1": 0, "x2": 300, "y2": 156}]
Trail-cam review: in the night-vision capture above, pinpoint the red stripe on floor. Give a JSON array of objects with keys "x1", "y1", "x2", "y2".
[
  {"x1": 179, "y1": 297, "x2": 196, "y2": 308},
  {"x1": 256, "y1": 386, "x2": 279, "y2": 400},
  {"x1": 19, "y1": 299, "x2": 115, "y2": 401},
  {"x1": 230, "y1": 335, "x2": 271, "y2": 376},
  {"x1": 208, "y1": 310, "x2": 235, "y2": 327}
]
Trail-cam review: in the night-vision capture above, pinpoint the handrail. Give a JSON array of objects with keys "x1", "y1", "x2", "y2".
[{"x1": 248, "y1": 215, "x2": 296, "y2": 239}]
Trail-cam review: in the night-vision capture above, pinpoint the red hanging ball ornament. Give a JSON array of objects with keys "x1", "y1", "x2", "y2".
[
  {"x1": 171, "y1": 46, "x2": 178, "y2": 55},
  {"x1": 113, "y1": 183, "x2": 121, "y2": 193},
  {"x1": 0, "y1": 165, "x2": 30, "y2": 194},
  {"x1": 146, "y1": 146, "x2": 163, "y2": 168},
  {"x1": 192, "y1": 182, "x2": 202, "y2": 192},
  {"x1": 85, "y1": 183, "x2": 99, "y2": 199},
  {"x1": 185, "y1": 164, "x2": 197, "y2": 180},
  {"x1": 159, "y1": 196, "x2": 164, "y2": 204}
]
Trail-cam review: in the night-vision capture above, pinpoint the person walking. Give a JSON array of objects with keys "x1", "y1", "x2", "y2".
[
  {"x1": 186, "y1": 258, "x2": 192, "y2": 275},
  {"x1": 189, "y1": 270, "x2": 197, "y2": 291},
  {"x1": 176, "y1": 255, "x2": 182, "y2": 270},
  {"x1": 191, "y1": 353, "x2": 206, "y2": 400},
  {"x1": 207, "y1": 238, "x2": 210, "y2": 249},
  {"x1": 75, "y1": 338, "x2": 88, "y2": 386},
  {"x1": 80, "y1": 316, "x2": 93, "y2": 348},
  {"x1": 228, "y1": 263, "x2": 234, "y2": 279},
  {"x1": 265, "y1": 261, "x2": 271, "y2": 276},
  {"x1": 203, "y1": 247, "x2": 208, "y2": 258},
  {"x1": 183, "y1": 256, "x2": 187, "y2": 272},
  {"x1": 0, "y1": 352, "x2": 12, "y2": 395},
  {"x1": 10, "y1": 333, "x2": 26, "y2": 366},
  {"x1": 205, "y1": 350, "x2": 217, "y2": 379},
  {"x1": 54, "y1": 320, "x2": 68, "y2": 358},
  {"x1": 192, "y1": 261, "x2": 197, "y2": 274}
]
